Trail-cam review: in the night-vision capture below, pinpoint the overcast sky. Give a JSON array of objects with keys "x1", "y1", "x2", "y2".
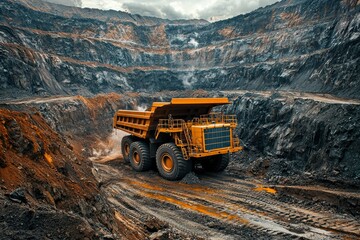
[{"x1": 45, "y1": 0, "x2": 280, "y2": 21}]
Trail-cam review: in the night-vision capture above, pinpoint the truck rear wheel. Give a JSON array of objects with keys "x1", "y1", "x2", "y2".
[
  {"x1": 202, "y1": 153, "x2": 230, "y2": 172},
  {"x1": 129, "y1": 141, "x2": 152, "y2": 171},
  {"x1": 121, "y1": 135, "x2": 135, "y2": 163},
  {"x1": 156, "y1": 143, "x2": 192, "y2": 180}
]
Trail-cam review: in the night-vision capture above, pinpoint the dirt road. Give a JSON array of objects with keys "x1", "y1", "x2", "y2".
[
  {"x1": 91, "y1": 156, "x2": 360, "y2": 240},
  {"x1": 221, "y1": 90, "x2": 360, "y2": 105}
]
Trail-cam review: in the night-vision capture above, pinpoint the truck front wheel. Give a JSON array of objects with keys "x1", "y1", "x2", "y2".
[
  {"x1": 202, "y1": 153, "x2": 230, "y2": 172},
  {"x1": 129, "y1": 141, "x2": 152, "y2": 171},
  {"x1": 121, "y1": 135, "x2": 135, "y2": 163},
  {"x1": 156, "y1": 143, "x2": 192, "y2": 180}
]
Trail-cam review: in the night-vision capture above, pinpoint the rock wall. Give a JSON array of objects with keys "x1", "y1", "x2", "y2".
[
  {"x1": 225, "y1": 92, "x2": 360, "y2": 183},
  {"x1": 0, "y1": 0, "x2": 359, "y2": 99}
]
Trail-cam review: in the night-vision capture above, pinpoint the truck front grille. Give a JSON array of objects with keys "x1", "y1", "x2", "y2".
[{"x1": 204, "y1": 127, "x2": 231, "y2": 151}]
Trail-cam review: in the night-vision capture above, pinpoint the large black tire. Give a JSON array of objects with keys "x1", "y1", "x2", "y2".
[
  {"x1": 129, "y1": 141, "x2": 152, "y2": 171},
  {"x1": 202, "y1": 154, "x2": 230, "y2": 172},
  {"x1": 121, "y1": 135, "x2": 135, "y2": 162},
  {"x1": 156, "y1": 143, "x2": 192, "y2": 180}
]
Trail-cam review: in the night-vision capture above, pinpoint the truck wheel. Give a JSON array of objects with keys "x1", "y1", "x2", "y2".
[
  {"x1": 202, "y1": 154, "x2": 230, "y2": 172},
  {"x1": 129, "y1": 141, "x2": 152, "y2": 171},
  {"x1": 156, "y1": 143, "x2": 192, "y2": 180},
  {"x1": 121, "y1": 135, "x2": 135, "y2": 162}
]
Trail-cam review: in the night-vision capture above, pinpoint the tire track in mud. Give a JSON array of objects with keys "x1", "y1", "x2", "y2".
[
  {"x1": 129, "y1": 177, "x2": 358, "y2": 239},
  {"x1": 92, "y1": 159, "x2": 360, "y2": 239},
  {"x1": 202, "y1": 176, "x2": 360, "y2": 236}
]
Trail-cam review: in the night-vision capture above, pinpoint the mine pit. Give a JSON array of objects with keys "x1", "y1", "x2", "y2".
[{"x1": 1, "y1": 0, "x2": 359, "y2": 238}]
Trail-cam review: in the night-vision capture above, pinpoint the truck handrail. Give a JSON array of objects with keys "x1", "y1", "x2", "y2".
[{"x1": 197, "y1": 113, "x2": 237, "y2": 126}]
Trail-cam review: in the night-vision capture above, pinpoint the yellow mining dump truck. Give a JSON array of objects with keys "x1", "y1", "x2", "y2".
[{"x1": 113, "y1": 98, "x2": 242, "y2": 180}]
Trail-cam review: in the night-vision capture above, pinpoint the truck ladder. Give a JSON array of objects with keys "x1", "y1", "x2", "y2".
[
  {"x1": 155, "y1": 119, "x2": 194, "y2": 160},
  {"x1": 180, "y1": 122, "x2": 193, "y2": 160}
]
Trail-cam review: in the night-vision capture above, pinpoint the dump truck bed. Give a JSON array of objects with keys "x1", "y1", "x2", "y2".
[{"x1": 113, "y1": 98, "x2": 230, "y2": 139}]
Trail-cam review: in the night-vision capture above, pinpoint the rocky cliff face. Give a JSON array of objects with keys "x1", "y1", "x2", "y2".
[
  {"x1": 0, "y1": 0, "x2": 359, "y2": 99},
  {"x1": 224, "y1": 91, "x2": 360, "y2": 184}
]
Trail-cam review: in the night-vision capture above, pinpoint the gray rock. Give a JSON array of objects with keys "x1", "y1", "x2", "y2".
[
  {"x1": 180, "y1": 172, "x2": 200, "y2": 184},
  {"x1": 8, "y1": 188, "x2": 27, "y2": 203},
  {"x1": 149, "y1": 230, "x2": 168, "y2": 240}
]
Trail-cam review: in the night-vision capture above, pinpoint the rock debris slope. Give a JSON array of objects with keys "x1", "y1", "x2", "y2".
[{"x1": 0, "y1": 108, "x2": 121, "y2": 239}]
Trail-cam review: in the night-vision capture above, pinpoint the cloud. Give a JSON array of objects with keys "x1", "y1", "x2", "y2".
[
  {"x1": 44, "y1": 0, "x2": 80, "y2": 7},
  {"x1": 121, "y1": 2, "x2": 188, "y2": 19},
  {"x1": 48, "y1": 0, "x2": 280, "y2": 21},
  {"x1": 198, "y1": 0, "x2": 280, "y2": 21}
]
